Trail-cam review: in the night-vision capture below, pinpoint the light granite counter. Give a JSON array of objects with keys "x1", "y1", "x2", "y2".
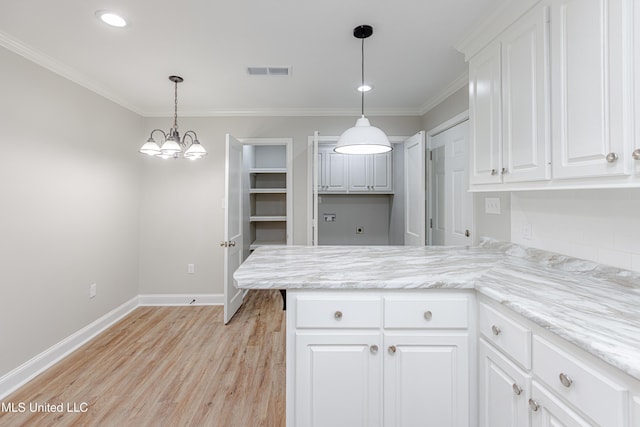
[{"x1": 233, "y1": 240, "x2": 640, "y2": 381}]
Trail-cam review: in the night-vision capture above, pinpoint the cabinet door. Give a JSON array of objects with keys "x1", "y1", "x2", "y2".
[
  {"x1": 295, "y1": 333, "x2": 382, "y2": 427},
  {"x1": 550, "y1": 0, "x2": 630, "y2": 179},
  {"x1": 530, "y1": 381, "x2": 593, "y2": 427},
  {"x1": 319, "y1": 146, "x2": 348, "y2": 192},
  {"x1": 348, "y1": 154, "x2": 370, "y2": 191},
  {"x1": 501, "y1": 4, "x2": 550, "y2": 183},
  {"x1": 383, "y1": 333, "x2": 469, "y2": 427},
  {"x1": 469, "y1": 42, "x2": 502, "y2": 184},
  {"x1": 371, "y1": 152, "x2": 393, "y2": 192},
  {"x1": 479, "y1": 339, "x2": 531, "y2": 427}
]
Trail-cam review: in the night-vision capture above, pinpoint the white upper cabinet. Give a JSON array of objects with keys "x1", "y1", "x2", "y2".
[
  {"x1": 469, "y1": 3, "x2": 550, "y2": 186},
  {"x1": 502, "y1": 4, "x2": 551, "y2": 183},
  {"x1": 469, "y1": 42, "x2": 502, "y2": 185},
  {"x1": 550, "y1": 0, "x2": 631, "y2": 179},
  {"x1": 348, "y1": 152, "x2": 393, "y2": 193},
  {"x1": 318, "y1": 144, "x2": 348, "y2": 192}
]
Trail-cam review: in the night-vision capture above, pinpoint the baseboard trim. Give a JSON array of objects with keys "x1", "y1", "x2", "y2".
[
  {"x1": 0, "y1": 296, "x2": 139, "y2": 400},
  {"x1": 138, "y1": 293, "x2": 224, "y2": 306},
  {"x1": 0, "y1": 293, "x2": 225, "y2": 399}
]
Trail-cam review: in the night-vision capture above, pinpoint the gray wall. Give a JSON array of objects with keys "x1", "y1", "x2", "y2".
[
  {"x1": 318, "y1": 195, "x2": 392, "y2": 245},
  {"x1": 0, "y1": 46, "x2": 143, "y2": 378},
  {"x1": 421, "y1": 85, "x2": 511, "y2": 244}
]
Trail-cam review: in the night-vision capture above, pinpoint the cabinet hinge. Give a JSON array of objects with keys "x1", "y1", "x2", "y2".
[
  {"x1": 429, "y1": 218, "x2": 433, "y2": 229},
  {"x1": 429, "y1": 151, "x2": 433, "y2": 161}
]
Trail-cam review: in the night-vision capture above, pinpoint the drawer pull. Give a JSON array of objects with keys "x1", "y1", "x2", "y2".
[
  {"x1": 388, "y1": 345, "x2": 397, "y2": 355},
  {"x1": 606, "y1": 152, "x2": 619, "y2": 163},
  {"x1": 334, "y1": 311, "x2": 343, "y2": 320},
  {"x1": 528, "y1": 399, "x2": 540, "y2": 412},
  {"x1": 559, "y1": 372, "x2": 573, "y2": 388},
  {"x1": 423, "y1": 311, "x2": 433, "y2": 321},
  {"x1": 370, "y1": 345, "x2": 378, "y2": 354},
  {"x1": 512, "y1": 383, "x2": 523, "y2": 396},
  {"x1": 491, "y1": 325, "x2": 502, "y2": 336},
  {"x1": 490, "y1": 169, "x2": 498, "y2": 176},
  {"x1": 632, "y1": 148, "x2": 640, "y2": 160}
]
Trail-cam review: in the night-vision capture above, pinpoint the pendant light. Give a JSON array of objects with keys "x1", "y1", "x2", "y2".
[
  {"x1": 139, "y1": 76, "x2": 207, "y2": 160},
  {"x1": 335, "y1": 25, "x2": 392, "y2": 155}
]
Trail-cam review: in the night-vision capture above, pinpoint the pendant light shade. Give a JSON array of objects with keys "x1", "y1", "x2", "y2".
[
  {"x1": 335, "y1": 117, "x2": 392, "y2": 154},
  {"x1": 335, "y1": 25, "x2": 392, "y2": 155}
]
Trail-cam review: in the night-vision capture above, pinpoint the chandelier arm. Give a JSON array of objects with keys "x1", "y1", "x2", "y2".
[{"x1": 148, "y1": 129, "x2": 168, "y2": 141}]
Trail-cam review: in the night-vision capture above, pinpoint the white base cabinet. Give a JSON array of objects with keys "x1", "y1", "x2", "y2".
[{"x1": 287, "y1": 290, "x2": 473, "y2": 427}]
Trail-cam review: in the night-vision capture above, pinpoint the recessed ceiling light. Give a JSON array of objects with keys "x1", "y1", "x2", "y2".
[
  {"x1": 95, "y1": 10, "x2": 127, "y2": 28},
  {"x1": 357, "y1": 84, "x2": 373, "y2": 92}
]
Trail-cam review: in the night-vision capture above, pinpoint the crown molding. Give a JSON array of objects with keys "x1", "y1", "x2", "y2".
[
  {"x1": 142, "y1": 106, "x2": 425, "y2": 118},
  {"x1": 0, "y1": 30, "x2": 144, "y2": 116},
  {"x1": 418, "y1": 72, "x2": 469, "y2": 117}
]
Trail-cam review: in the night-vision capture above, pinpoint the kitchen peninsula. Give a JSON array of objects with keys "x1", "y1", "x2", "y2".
[{"x1": 233, "y1": 240, "x2": 640, "y2": 426}]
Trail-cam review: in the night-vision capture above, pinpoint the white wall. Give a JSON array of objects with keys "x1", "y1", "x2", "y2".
[
  {"x1": 511, "y1": 189, "x2": 640, "y2": 272},
  {"x1": 0, "y1": 46, "x2": 143, "y2": 377},
  {"x1": 137, "y1": 115, "x2": 422, "y2": 295}
]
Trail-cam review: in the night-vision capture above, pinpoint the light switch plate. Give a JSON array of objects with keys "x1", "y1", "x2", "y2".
[{"x1": 485, "y1": 197, "x2": 501, "y2": 214}]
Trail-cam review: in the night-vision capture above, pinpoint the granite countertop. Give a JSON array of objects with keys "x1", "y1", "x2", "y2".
[{"x1": 233, "y1": 240, "x2": 640, "y2": 381}]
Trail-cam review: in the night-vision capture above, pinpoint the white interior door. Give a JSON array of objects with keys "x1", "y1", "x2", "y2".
[
  {"x1": 312, "y1": 132, "x2": 319, "y2": 246},
  {"x1": 430, "y1": 120, "x2": 472, "y2": 246},
  {"x1": 223, "y1": 134, "x2": 244, "y2": 324},
  {"x1": 403, "y1": 132, "x2": 425, "y2": 246}
]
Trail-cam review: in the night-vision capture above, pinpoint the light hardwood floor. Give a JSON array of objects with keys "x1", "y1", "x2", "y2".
[{"x1": 0, "y1": 290, "x2": 286, "y2": 427}]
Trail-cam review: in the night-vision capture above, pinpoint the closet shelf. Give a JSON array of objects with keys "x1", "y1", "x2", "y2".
[
  {"x1": 249, "y1": 188, "x2": 287, "y2": 194},
  {"x1": 250, "y1": 216, "x2": 287, "y2": 222},
  {"x1": 249, "y1": 168, "x2": 287, "y2": 174},
  {"x1": 249, "y1": 240, "x2": 287, "y2": 250}
]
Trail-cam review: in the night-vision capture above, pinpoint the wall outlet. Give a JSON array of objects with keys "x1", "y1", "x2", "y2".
[
  {"x1": 485, "y1": 197, "x2": 501, "y2": 214},
  {"x1": 356, "y1": 226, "x2": 364, "y2": 234},
  {"x1": 188, "y1": 264, "x2": 195, "y2": 274},
  {"x1": 522, "y1": 223, "x2": 533, "y2": 240},
  {"x1": 89, "y1": 283, "x2": 97, "y2": 299}
]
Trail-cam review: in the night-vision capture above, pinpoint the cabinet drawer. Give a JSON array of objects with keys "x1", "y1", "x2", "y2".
[
  {"x1": 532, "y1": 336, "x2": 627, "y2": 427},
  {"x1": 296, "y1": 296, "x2": 381, "y2": 329},
  {"x1": 478, "y1": 303, "x2": 531, "y2": 369},
  {"x1": 384, "y1": 297, "x2": 468, "y2": 329}
]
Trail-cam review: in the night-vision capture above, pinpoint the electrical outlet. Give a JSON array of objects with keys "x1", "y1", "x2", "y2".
[
  {"x1": 89, "y1": 283, "x2": 97, "y2": 299},
  {"x1": 485, "y1": 197, "x2": 501, "y2": 214},
  {"x1": 188, "y1": 264, "x2": 195, "y2": 274},
  {"x1": 522, "y1": 223, "x2": 533, "y2": 240},
  {"x1": 356, "y1": 226, "x2": 364, "y2": 234}
]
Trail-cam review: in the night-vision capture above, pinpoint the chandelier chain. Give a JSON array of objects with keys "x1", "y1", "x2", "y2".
[{"x1": 361, "y1": 35, "x2": 365, "y2": 117}]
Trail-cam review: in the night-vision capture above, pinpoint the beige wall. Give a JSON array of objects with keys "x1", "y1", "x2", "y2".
[
  {"x1": 0, "y1": 46, "x2": 143, "y2": 377},
  {"x1": 137, "y1": 115, "x2": 422, "y2": 294}
]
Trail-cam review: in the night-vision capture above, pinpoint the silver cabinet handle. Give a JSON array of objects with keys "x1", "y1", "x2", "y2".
[
  {"x1": 220, "y1": 241, "x2": 227, "y2": 247},
  {"x1": 229, "y1": 241, "x2": 236, "y2": 247},
  {"x1": 388, "y1": 345, "x2": 397, "y2": 354},
  {"x1": 633, "y1": 149, "x2": 640, "y2": 160},
  {"x1": 334, "y1": 310, "x2": 342, "y2": 320},
  {"x1": 423, "y1": 311, "x2": 433, "y2": 321},
  {"x1": 606, "y1": 152, "x2": 619, "y2": 163},
  {"x1": 491, "y1": 325, "x2": 502, "y2": 336},
  {"x1": 559, "y1": 373, "x2": 573, "y2": 388},
  {"x1": 512, "y1": 383, "x2": 523, "y2": 396},
  {"x1": 370, "y1": 345, "x2": 378, "y2": 354},
  {"x1": 490, "y1": 169, "x2": 498, "y2": 176},
  {"x1": 528, "y1": 399, "x2": 540, "y2": 412},
  {"x1": 501, "y1": 167, "x2": 508, "y2": 174}
]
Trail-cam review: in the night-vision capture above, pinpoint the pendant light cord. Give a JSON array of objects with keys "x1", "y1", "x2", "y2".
[
  {"x1": 173, "y1": 80, "x2": 179, "y2": 129},
  {"x1": 361, "y1": 35, "x2": 365, "y2": 117}
]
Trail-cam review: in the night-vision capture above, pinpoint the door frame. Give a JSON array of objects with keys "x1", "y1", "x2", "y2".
[{"x1": 426, "y1": 111, "x2": 472, "y2": 245}]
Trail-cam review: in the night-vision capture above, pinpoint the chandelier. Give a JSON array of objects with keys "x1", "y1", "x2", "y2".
[{"x1": 139, "y1": 75, "x2": 207, "y2": 160}]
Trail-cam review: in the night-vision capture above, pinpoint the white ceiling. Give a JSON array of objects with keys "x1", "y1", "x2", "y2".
[{"x1": 0, "y1": 0, "x2": 503, "y2": 117}]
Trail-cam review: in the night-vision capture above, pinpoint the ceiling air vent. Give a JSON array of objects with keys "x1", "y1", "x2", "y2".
[{"x1": 247, "y1": 66, "x2": 291, "y2": 76}]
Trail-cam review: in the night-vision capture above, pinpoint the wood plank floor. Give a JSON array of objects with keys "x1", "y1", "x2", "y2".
[{"x1": 0, "y1": 290, "x2": 286, "y2": 427}]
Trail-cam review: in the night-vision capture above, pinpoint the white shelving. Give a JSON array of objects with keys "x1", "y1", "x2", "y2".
[{"x1": 243, "y1": 143, "x2": 291, "y2": 251}]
